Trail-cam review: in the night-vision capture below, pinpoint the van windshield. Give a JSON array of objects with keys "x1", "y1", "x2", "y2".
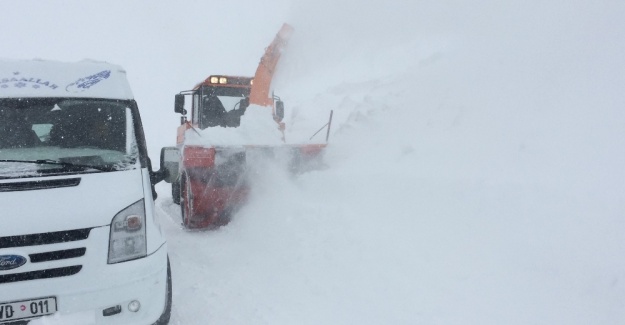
[{"x1": 0, "y1": 98, "x2": 139, "y2": 178}]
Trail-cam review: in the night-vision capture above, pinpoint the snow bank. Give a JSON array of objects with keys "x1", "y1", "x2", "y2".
[
  {"x1": 183, "y1": 105, "x2": 284, "y2": 146},
  {"x1": 183, "y1": 102, "x2": 328, "y2": 146}
]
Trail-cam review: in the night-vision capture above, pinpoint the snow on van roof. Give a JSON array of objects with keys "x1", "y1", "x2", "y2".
[{"x1": 0, "y1": 59, "x2": 134, "y2": 100}]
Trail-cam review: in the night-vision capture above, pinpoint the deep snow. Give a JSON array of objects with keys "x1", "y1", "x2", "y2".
[
  {"x1": 3, "y1": 0, "x2": 625, "y2": 324},
  {"x1": 160, "y1": 1, "x2": 625, "y2": 324}
]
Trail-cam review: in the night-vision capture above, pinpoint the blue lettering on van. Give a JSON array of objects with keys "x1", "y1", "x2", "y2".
[
  {"x1": 0, "y1": 72, "x2": 58, "y2": 90},
  {"x1": 65, "y1": 70, "x2": 111, "y2": 93}
]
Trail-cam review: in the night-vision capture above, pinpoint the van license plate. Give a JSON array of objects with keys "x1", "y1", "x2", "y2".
[{"x1": 0, "y1": 297, "x2": 57, "y2": 322}]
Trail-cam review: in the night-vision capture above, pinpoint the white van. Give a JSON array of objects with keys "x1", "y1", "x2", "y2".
[{"x1": 0, "y1": 60, "x2": 170, "y2": 324}]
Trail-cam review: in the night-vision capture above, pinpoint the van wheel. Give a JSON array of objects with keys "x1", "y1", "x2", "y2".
[
  {"x1": 171, "y1": 179, "x2": 180, "y2": 205},
  {"x1": 153, "y1": 257, "x2": 172, "y2": 325}
]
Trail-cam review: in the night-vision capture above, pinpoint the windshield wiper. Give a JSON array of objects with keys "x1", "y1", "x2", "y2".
[{"x1": 0, "y1": 159, "x2": 115, "y2": 172}]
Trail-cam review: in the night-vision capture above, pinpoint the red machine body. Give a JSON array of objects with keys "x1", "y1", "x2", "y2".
[{"x1": 168, "y1": 24, "x2": 328, "y2": 228}]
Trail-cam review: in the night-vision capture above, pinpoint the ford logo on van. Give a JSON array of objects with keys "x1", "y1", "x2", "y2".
[{"x1": 0, "y1": 255, "x2": 27, "y2": 271}]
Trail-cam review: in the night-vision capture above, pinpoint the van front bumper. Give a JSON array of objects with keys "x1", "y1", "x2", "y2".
[{"x1": 0, "y1": 227, "x2": 168, "y2": 325}]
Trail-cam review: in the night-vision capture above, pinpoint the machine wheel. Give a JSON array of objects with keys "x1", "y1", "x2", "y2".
[
  {"x1": 171, "y1": 179, "x2": 180, "y2": 205},
  {"x1": 153, "y1": 257, "x2": 172, "y2": 325},
  {"x1": 180, "y1": 174, "x2": 193, "y2": 228}
]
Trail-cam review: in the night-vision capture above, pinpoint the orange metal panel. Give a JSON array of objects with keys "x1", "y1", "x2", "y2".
[
  {"x1": 182, "y1": 146, "x2": 216, "y2": 168},
  {"x1": 249, "y1": 23, "x2": 294, "y2": 107}
]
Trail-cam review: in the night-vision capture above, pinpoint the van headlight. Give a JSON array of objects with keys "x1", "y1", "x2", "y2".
[{"x1": 108, "y1": 199, "x2": 147, "y2": 264}]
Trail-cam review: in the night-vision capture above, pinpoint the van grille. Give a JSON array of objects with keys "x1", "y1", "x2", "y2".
[
  {"x1": 0, "y1": 228, "x2": 91, "y2": 249},
  {"x1": 0, "y1": 228, "x2": 91, "y2": 285},
  {"x1": 0, "y1": 177, "x2": 81, "y2": 192},
  {"x1": 0, "y1": 266, "x2": 82, "y2": 284},
  {"x1": 29, "y1": 248, "x2": 86, "y2": 263}
]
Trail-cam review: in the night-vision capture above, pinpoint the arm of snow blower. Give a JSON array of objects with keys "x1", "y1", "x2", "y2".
[{"x1": 249, "y1": 23, "x2": 294, "y2": 107}]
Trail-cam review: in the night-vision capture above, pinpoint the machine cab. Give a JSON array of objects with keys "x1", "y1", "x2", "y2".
[{"x1": 176, "y1": 75, "x2": 253, "y2": 130}]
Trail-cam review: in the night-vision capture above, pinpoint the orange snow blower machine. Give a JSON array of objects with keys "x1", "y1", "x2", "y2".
[{"x1": 160, "y1": 24, "x2": 332, "y2": 228}]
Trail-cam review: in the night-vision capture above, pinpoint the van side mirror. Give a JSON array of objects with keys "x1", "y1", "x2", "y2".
[
  {"x1": 275, "y1": 100, "x2": 285, "y2": 121},
  {"x1": 174, "y1": 94, "x2": 186, "y2": 115},
  {"x1": 159, "y1": 146, "x2": 180, "y2": 184}
]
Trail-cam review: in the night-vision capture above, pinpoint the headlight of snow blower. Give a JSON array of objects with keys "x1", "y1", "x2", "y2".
[{"x1": 108, "y1": 199, "x2": 147, "y2": 264}]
